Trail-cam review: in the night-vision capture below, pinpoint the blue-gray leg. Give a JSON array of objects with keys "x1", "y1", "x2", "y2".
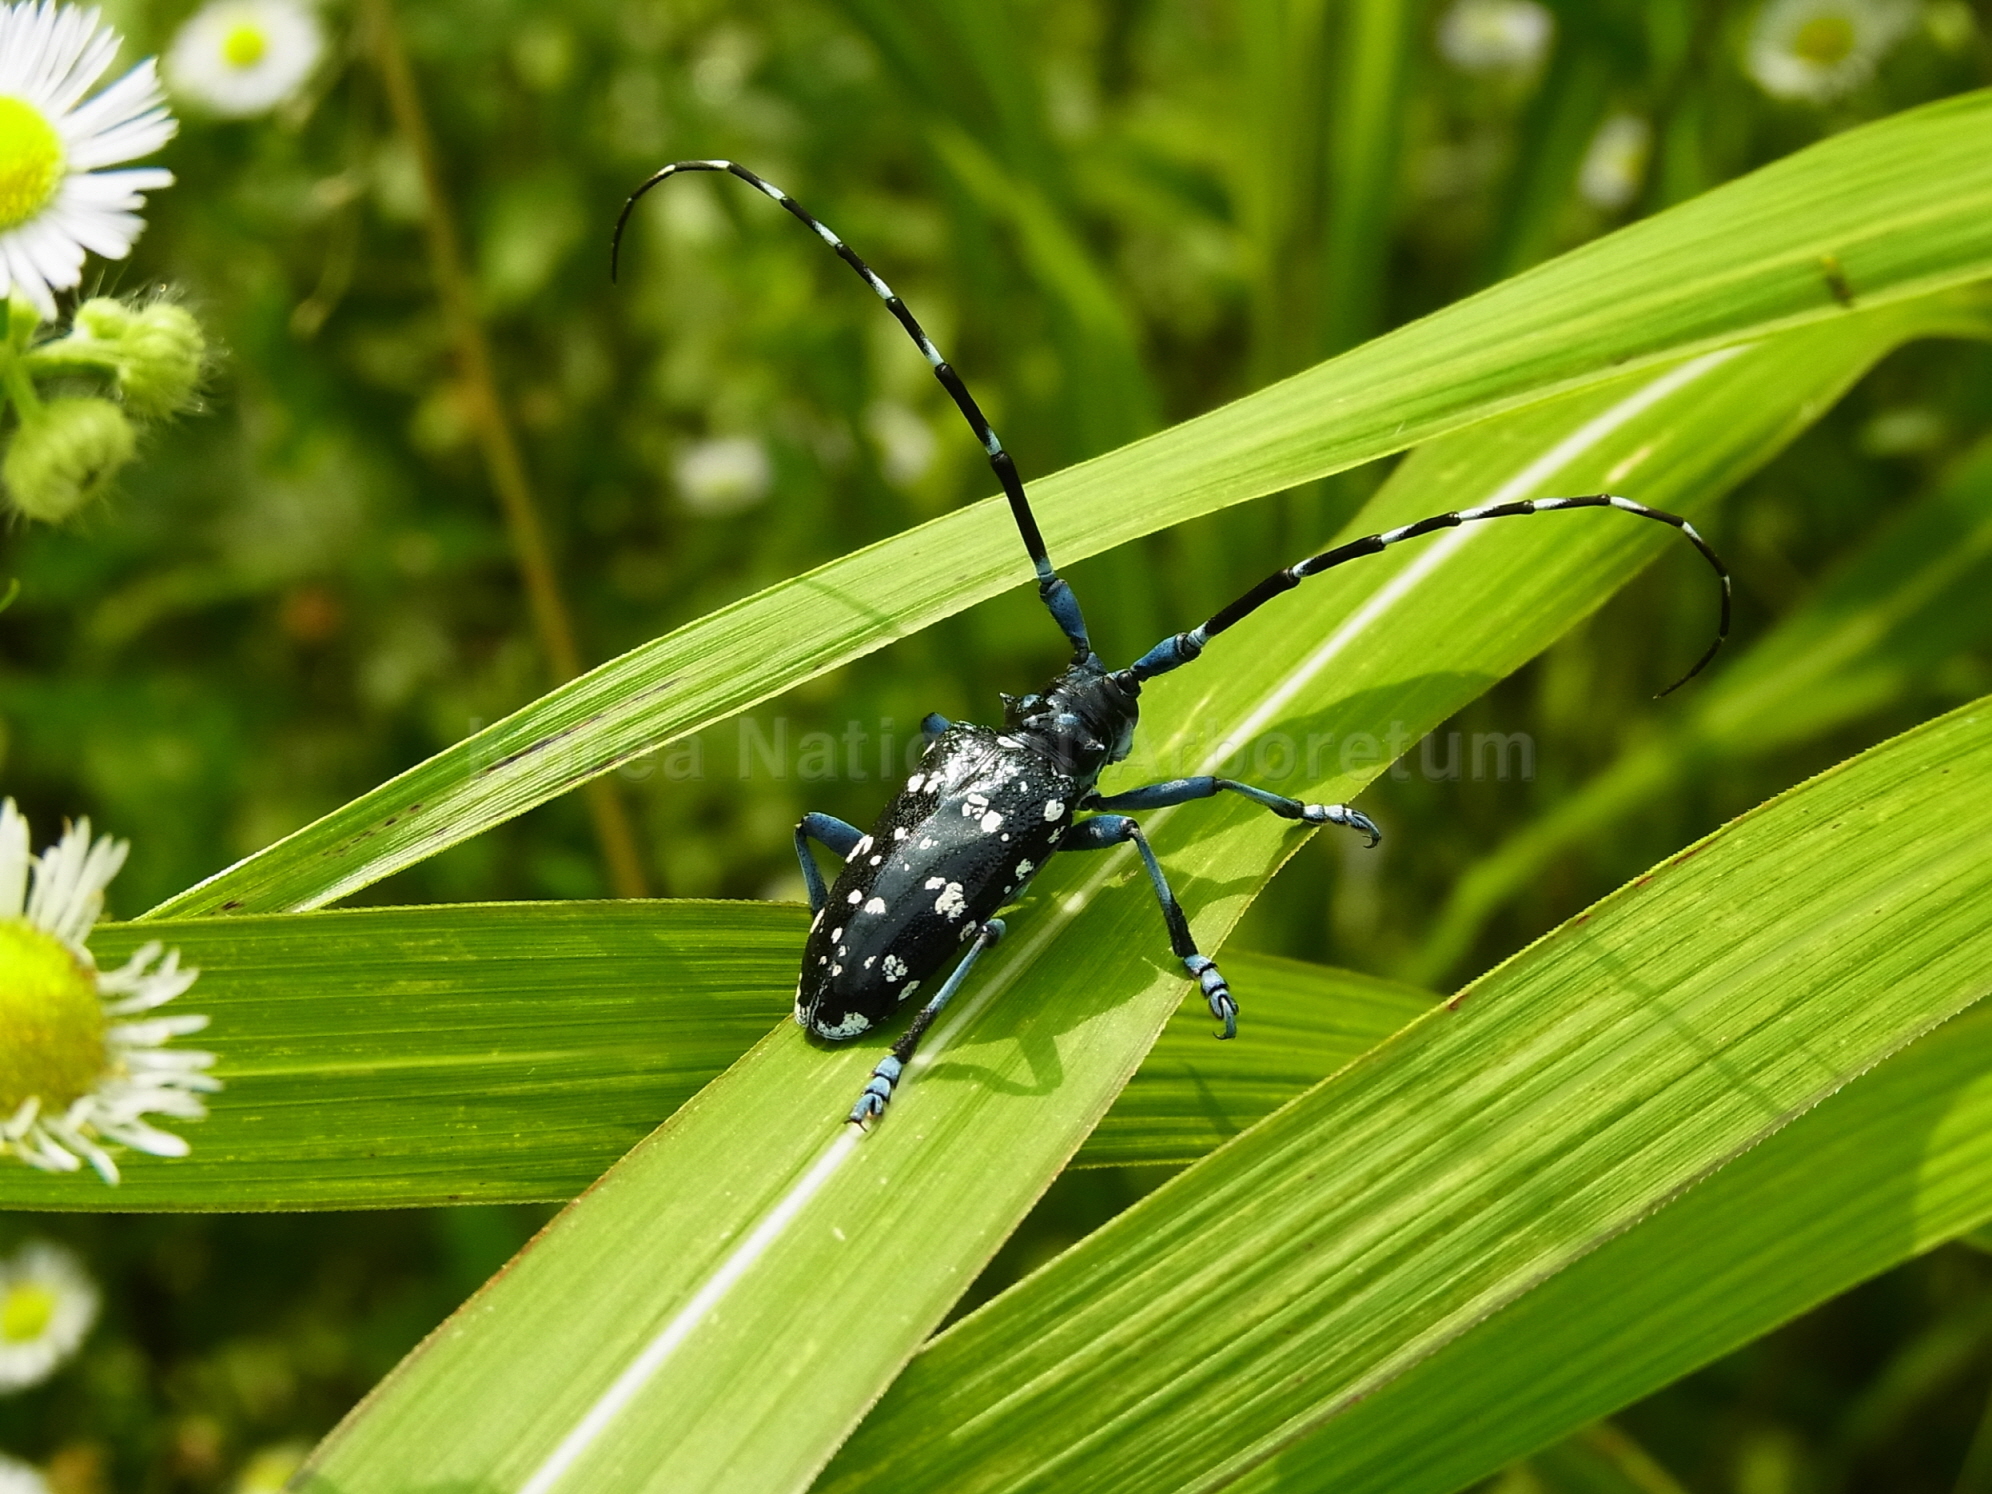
[
  {"x1": 1087, "y1": 777, "x2": 1381, "y2": 848},
  {"x1": 1062, "y1": 815, "x2": 1237, "y2": 1039},
  {"x1": 794, "y1": 812, "x2": 863, "y2": 913},
  {"x1": 849, "y1": 918, "x2": 1007, "y2": 1127}
]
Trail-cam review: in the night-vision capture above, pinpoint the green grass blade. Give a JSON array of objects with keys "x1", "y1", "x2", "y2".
[
  {"x1": 1214, "y1": 990, "x2": 1992, "y2": 1493},
  {"x1": 293, "y1": 307, "x2": 1925, "y2": 1494},
  {"x1": 1075, "y1": 952, "x2": 1434, "y2": 1170},
  {"x1": 816, "y1": 695, "x2": 1992, "y2": 1494},
  {"x1": 0, "y1": 907, "x2": 1397, "y2": 1211},
  {"x1": 1320, "y1": 0, "x2": 1416, "y2": 355},
  {"x1": 149, "y1": 91, "x2": 1992, "y2": 920},
  {"x1": 1409, "y1": 413, "x2": 1992, "y2": 985},
  {"x1": 0, "y1": 902, "x2": 799, "y2": 1212}
]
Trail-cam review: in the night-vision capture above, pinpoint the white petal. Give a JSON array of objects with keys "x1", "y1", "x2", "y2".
[
  {"x1": 13, "y1": 1128, "x2": 83, "y2": 1172},
  {"x1": 2, "y1": 1095, "x2": 41, "y2": 1140},
  {"x1": 28, "y1": 817, "x2": 127, "y2": 945},
  {"x1": 0, "y1": 800, "x2": 29, "y2": 918},
  {"x1": 0, "y1": 237, "x2": 57, "y2": 319},
  {"x1": 42, "y1": 1113, "x2": 119, "y2": 1185},
  {"x1": 96, "y1": 1118, "x2": 190, "y2": 1157},
  {"x1": 110, "y1": 1012, "x2": 211, "y2": 1046}
]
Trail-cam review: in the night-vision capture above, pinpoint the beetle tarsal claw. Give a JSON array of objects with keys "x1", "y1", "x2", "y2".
[
  {"x1": 1306, "y1": 802, "x2": 1383, "y2": 848},
  {"x1": 1186, "y1": 957, "x2": 1237, "y2": 1039},
  {"x1": 846, "y1": 1055, "x2": 902, "y2": 1126}
]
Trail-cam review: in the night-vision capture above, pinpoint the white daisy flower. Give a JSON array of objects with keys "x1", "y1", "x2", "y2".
[
  {"x1": 0, "y1": 3, "x2": 177, "y2": 319},
  {"x1": 674, "y1": 435, "x2": 772, "y2": 516},
  {"x1": 165, "y1": 0, "x2": 325, "y2": 120},
  {"x1": 0, "y1": 1453, "x2": 49, "y2": 1494},
  {"x1": 1577, "y1": 113, "x2": 1652, "y2": 211},
  {"x1": 865, "y1": 400, "x2": 937, "y2": 490},
  {"x1": 1745, "y1": 0, "x2": 1917, "y2": 102},
  {"x1": 0, "y1": 801, "x2": 218, "y2": 1185},
  {"x1": 1437, "y1": 0, "x2": 1555, "y2": 74},
  {"x1": 0, "y1": 1239, "x2": 97, "y2": 1390}
]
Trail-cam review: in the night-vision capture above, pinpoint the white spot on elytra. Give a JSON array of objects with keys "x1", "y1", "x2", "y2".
[
  {"x1": 924, "y1": 877, "x2": 947, "y2": 890},
  {"x1": 1043, "y1": 799, "x2": 1065, "y2": 820},
  {"x1": 963, "y1": 793, "x2": 990, "y2": 819},
  {"x1": 882, "y1": 954, "x2": 907, "y2": 982},
  {"x1": 847, "y1": 835, "x2": 873, "y2": 862},
  {"x1": 865, "y1": 956, "x2": 876, "y2": 969},
  {"x1": 831, "y1": 964, "x2": 843, "y2": 977},
  {"x1": 935, "y1": 882, "x2": 967, "y2": 919},
  {"x1": 906, "y1": 774, "x2": 927, "y2": 793},
  {"x1": 847, "y1": 890, "x2": 863, "y2": 905},
  {"x1": 863, "y1": 897, "x2": 887, "y2": 915},
  {"x1": 919, "y1": 837, "x2": 935, "y2": 849},
  {"x1": 903, "y1": 980, "x2": 921, "y2": 997},
  {"x1": 979, "y1": 810, "x2": 1004, "y2": 834},
  {"x1": 810, "y1": 909, "x2": 824, "y2": 931},
  {"x1": 870, "y1": 855, "x2": 883, "y2": 866},
  {"x1": 1015, "y1": 859, "x2": 1035, "y2": 880},
  {"x1": 893, "y1": 827, "x2": 909, "y2": 841},
  {"x1": 831, "y1": 927, "x2": 843, "y2": 941},
  {"x1": 817, "y1": 1009, "x2": 871, "y2": 1039}
]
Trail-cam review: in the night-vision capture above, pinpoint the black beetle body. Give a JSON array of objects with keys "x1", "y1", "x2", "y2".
[
  {"x1": 616, "y1": 160, "x2": 1731, "y2": 1128},
  {"x1": 797, "y1": 659, "x2": 1137, "y2": 1041}
]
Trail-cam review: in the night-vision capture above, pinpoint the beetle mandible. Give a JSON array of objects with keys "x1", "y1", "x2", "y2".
[{"x1": 615, "y1": 161, "x2": 1731, "y2": 1128}]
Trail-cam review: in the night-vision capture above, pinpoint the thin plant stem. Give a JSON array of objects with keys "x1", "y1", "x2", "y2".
[{"x1": 359, "y1": 0, "x2": 649, "y2": 898}]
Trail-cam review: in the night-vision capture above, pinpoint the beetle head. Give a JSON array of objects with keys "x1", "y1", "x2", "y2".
[{"x1": 1003, "y1": 654, "x2": 1139, "y2": 779}]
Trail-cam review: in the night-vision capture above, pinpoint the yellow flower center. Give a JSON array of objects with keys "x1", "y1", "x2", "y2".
[
  {"x1": 1791, "y1": 14, "x2": 1857, "y2": 67},
  {"x1": 222, "y1": 22, "x2": 269, "y2": 69},
  {"x1": 0, "y1": 95, "x2": 65, "y2": 233},
  {"x1": 0, "y1": 1281, "x2": 56, "y2": 1343},
  {"x1": 0, "y1": 917, "x2": 107, "y2": 1115}
]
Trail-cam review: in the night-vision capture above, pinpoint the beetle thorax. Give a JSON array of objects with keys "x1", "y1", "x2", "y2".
[{"x1": 1001, "y1": 654, "x2": 1140, "y2": 784}]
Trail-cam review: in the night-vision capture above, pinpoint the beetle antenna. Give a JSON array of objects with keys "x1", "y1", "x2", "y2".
[
  {"x1": 1123, "y1": 494, "x2": 1730, "y2": 698},
  {"x1": 614, "y1": 160, "x2": 1092, "y2": 661}
]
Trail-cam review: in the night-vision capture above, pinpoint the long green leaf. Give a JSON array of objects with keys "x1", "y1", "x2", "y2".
[
  {"x1": 1073, "y1": 953, "x2": 1433, "y2": 1170},
  {"x1": 292, "y1": 304, "x2": 1924, "y2": 1494},
  {"x1": 1408, "y1": 418, "x2": 1992, "y2": 985},
  {"x1": 1213, "y1": 981, "x2": 1992, "y2": 1493},
  {"x1": 151, "y1": 91, "x2": 1992, "y2": 920},
  {"x1": 0, "y1": 902, "x2": 798, "y2": 1211},
  {"x1": 0, "y1": 900, "x2": 1386, "y2": 1210},
  {"x1": 816, "y1": 699, "x2": 1992, "y2": 1494}
]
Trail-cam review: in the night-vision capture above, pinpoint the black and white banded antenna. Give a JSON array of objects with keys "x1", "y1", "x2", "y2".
[
  {"x1": 612, "y1": 160, "x2": 1093, "y2": 661},
  {"x1": 1123, "y1": 494, "x2": 1732, "y2": 698}
]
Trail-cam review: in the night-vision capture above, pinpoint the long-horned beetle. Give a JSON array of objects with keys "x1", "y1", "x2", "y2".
[{"x1": 615, "y1": 161, "x2": 1730, "y2": 1127}]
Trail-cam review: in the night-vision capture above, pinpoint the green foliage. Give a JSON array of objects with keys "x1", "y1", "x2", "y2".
[
  {"x1": 293, "y1": 277, "x2": 1986, "y2": 1487},
  {"x1": 823, "y1": 697, "x2": 1992, "y2": 1494},
  {"x1": 7, "y1": 1, "x2": 1992, "y2": 1489}
]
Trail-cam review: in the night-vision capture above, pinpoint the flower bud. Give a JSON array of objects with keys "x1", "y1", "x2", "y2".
[
  {"x1": 3, "y1": 397, "x2": 137, "y2": 522},
  {"x1": 71, "y1": 297, "x2": 133, "y2": 341},
  {"x1": 73, "y1": 298, "x2": 206, "y2": 418}
]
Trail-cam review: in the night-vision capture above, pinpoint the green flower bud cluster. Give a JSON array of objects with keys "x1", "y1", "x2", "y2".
[{"x1": 0, "y1": 292, "x2": 213, "y2": 523}]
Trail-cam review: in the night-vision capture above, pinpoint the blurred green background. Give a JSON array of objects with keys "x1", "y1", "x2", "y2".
[{"x1": 5, "y1": 0, "x2": 1992, "y2": 1487}]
